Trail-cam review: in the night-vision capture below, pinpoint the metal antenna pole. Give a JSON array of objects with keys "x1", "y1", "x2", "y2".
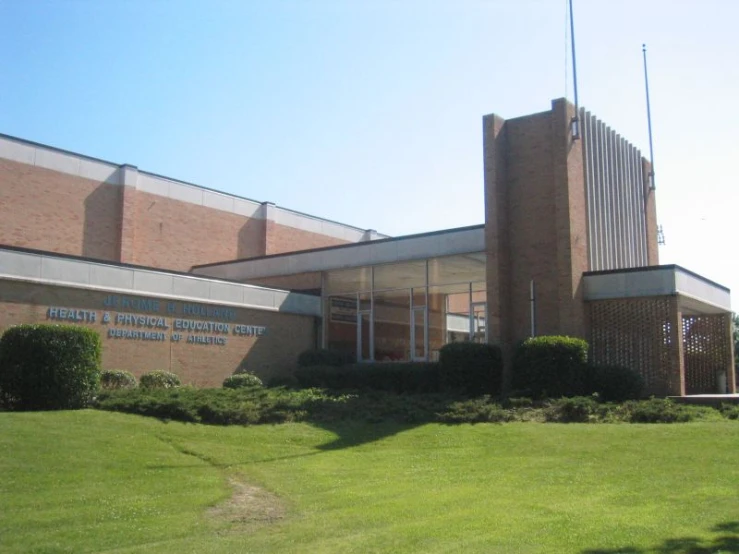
[
  {"x1": 569, "y1": 0, "x2": 580, "y2": 139},
  {"x1": 643, "y1": 44, "x2": 656, "y2": 189}
]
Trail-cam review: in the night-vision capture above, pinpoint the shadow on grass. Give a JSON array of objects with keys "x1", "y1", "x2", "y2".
[
  {"x1": 581, "y1": 521, "x2": 739, "y2": 554},
  {"x1": 147, "y1": 420, "x2": 421, "y2": 471},
  {"x1": 313, "y1": 421, "x2": 420, "y2": 451},
  {"x1": 97, "y1": 387, "x2": 469, "y2": 456}
]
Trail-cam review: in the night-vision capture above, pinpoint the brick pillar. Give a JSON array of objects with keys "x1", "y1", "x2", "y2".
[
  {"x1": 119, "y1": 164, "x2": 137, "y2": 264},
  {"x1": 483, "y1": 113, "x2": 512, "y2": 387},
  {"x1": 726, "y1": 313, "x2": 737, "y2": 393},
  {"x1": 666, "y1": 297, "x2": 686, "y2": 396},
  {"x1": 551, "y1": 98, "x2": 589, "y2": 339}
]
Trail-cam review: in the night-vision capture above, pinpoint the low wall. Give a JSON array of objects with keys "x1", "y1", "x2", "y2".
[{"x1": 0, "y1": 279, "x2": 317, "y2": 387}]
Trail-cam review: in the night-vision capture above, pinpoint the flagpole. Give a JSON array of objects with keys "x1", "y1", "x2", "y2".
[
  {"x1": 642, "y1": 44, "x2": 656, "y2": 190},
  {"x1": 569, "y1": 0, "x2": 580, "y2": 139}
]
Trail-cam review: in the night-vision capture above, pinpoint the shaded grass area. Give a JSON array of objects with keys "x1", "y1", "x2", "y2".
[{"x1": 1, "y1": 411, "x2": 738, "y2": 553}]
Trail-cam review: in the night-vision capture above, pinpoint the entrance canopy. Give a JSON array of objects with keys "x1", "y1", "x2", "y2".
[
  {"x1": 584, "y1": 265, "x2": 735, "y2": 396},
  {"x1": 194, "y1": 225, "x2": 487, "y2": 362},
  {"x1": 192, "y1": 225, "x2": 484, "y2": 282},
  {"x1": 583, "y1": 265, "x2": 731, "y2": 314}
]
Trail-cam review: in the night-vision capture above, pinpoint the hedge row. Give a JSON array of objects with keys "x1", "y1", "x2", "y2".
[
  {"x1": 297, "y1": 337, "x2": 644, "y2": 400},
  {"x1": 95, "y1": 387, "x2": 735, "y2": 426},
  {"x1": 295, "y1": 343, "x2": 504, "y2": 395}
]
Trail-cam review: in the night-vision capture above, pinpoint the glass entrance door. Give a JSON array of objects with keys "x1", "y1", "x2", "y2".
[
  {"x1": 411, "y1": 306, "x2": 427, "y2": 361},
  {"x1": 470, "y1": 302, "x2": 487, "y2": 343},
  {"x1": 357, "y1": 310, "x2": 372, "y2": 362}
]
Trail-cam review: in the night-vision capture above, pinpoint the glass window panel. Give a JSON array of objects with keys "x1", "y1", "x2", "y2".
[
  {"x1": 325, "y1": 267, "x2": 372, "y2": 295},
  {"x1": 359, "y1": 311, "x2": 372, "y2": 362},
  {"x1": 326, "y1": 295, "x2": 357, "y2": 360},
  {"x1": 428, "y1": 284, "x2": 472, "y2": 355},
  {"x1": 373, "y1": 289, "x2": 410, "y2": 361},
  {"x1": 413, "y1": 307, "x2": 427, "y2": 360},
  {"x1": 359, "y1": 291, "x2": 371, "y2": 312},
  {"x1": 428, "y1": 253, "x2": 486, "y2": 286},
  {"x1": 471, "y1": 302, "x2": 487, "y2": 344},
  {"x1": 373, "y1": 260, "x2": 427, "y2": 291},
  {"x1": 412, "y1": 287, "x2": 427, "y2": 307}
]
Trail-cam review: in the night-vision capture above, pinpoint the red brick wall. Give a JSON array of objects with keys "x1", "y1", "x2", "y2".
[
  {"x1": 0, "y1": 158, "x2": 359, "y2": 271},
  {"x1": 551, "y1": 98, "x2": 588, "y2": 339},
  {"x1": 129, "y1": 190, "x2": 265, "y2": 271},
  {"x1": 504, "y1": 110, "x2": 561, "y2": 342},
  {"x1": 0, "y1": 279, "x2": 316, "y2": 387},
  {"x1": 0, "y1": 159, "x2": 122, "y2": 262},
  {"x1": 485, "y1": 100, "x2": 590, "y2": 353},
  {"x1": 265, "y1": 220, "x2": 349, "y2": 255}
]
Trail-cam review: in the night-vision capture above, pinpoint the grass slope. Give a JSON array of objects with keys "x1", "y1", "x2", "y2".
[{"x1": 1, "y1": 411, "x2": 738, "y2": 553}]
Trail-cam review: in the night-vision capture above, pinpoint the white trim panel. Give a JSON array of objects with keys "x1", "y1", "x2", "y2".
[
  {"x1": 0, "y1": 248, "x2": 321, "y2": 317},
  {"x1": 583, "y1": 267, "x2": 731, "y2": 313},
  {"x1": 193, "y1": 227, "x2": 486, "y2": 281}
]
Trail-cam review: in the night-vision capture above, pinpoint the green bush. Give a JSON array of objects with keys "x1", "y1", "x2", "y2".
[
  {"x1": 438, "y1": 397, "x2": 514, "y2": 423},
  {"x1": 297, "y1": 349, "x2": 354, "y2": 368},
  {"x1": 619, "y1": 398, "x2": 695, "y2": 423},
  {"x1": 587, "y1": 364, "x2": 644, "y2": 401},
  {"x1": 543, "y1": 396, "x2": 602, "y2": 423},
  {"x1": 100, "y1": 370, "x2": 137, "y2": 391},
  {"x1": 438, "y1": 342, "x2": 503, "y2": 396},
  {"x1": 0, "y1": 324, "x2": 101, "y2": 411},
  {"x1": 223, "y1": 372, "x2": 263, "y2": 389},
  {"x1": 719, "y1": 403, "x2": 739, "y2": 420},
  {"x1": 139, "y1": 370, "x2": 181, "y2": 390},
  {"x1": 511, "y1": 336, "x2": 589, "y2": 398},
  {"x1": 294, "y1": 362, "x2": 440, "y2": 394}
]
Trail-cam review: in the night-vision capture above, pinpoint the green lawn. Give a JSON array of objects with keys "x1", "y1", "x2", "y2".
[{"x1": 1, "y1": 411, "x2": 738, "y2": 553}]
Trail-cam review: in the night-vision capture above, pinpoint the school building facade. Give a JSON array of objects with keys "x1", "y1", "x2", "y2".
[{"x1": 0, "y1": 98, "x2": 734, "y2": 395}]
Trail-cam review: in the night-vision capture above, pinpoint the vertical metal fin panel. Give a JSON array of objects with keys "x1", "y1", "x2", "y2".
[{"x1": 581, "y1": 108, "x2": 649, "y2": 270}]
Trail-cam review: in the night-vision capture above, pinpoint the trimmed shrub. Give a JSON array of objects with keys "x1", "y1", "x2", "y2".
[
  {"x1": 139, "y1": 370, "x2": 181, "y2": 390},
  {"x1": 294, "y1": 362, "x2": 440, "y2": 394},
  {"x1": 100, "y1": 370, "x2": 137, "y2": 391},
  {"x1": 297, "y1": 349, "x2": 355, "y2": 368},
  {"x1": 223, "y1": 372, "x2": 263, "y2": 389},
  {"x1": 0, "y1": 324, "x2": 101, "y2": 411},
  {"x1": 587, "y1": 364, "x2": 644, "y2": 401},
  {"x1": 438, "y1": 397, "x2": 514, "y2": 423},
  {"x1": 438, "y1": 342, "x2": 503, "y2": 396},
  {"x1": 511, "y1": 336, "x2": 589, "y2": 398},
  {"x1": 543, "y1": 396, "x2": 602, "y2": 423},
  {"x1": 719, "y1": 403, "x2": 739, "y2": 420},
  {"x1": 618, "y1": 398, "x2": 695, "y2": 423}
]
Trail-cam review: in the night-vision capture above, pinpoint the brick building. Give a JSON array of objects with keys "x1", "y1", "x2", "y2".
[{"x1": 0, "y1": 98, "x2": 735, "y2": 394}]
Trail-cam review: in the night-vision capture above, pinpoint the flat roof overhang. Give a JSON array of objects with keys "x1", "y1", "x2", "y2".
[
  {"x1": 192, "y1": 225, "x2": 486, "y2": 281},
  {"x1": 583, "y1": 265, "x2": 731, "y2": 314},
  {"x1": 0, "y1": 246, "x2": 321, "y2": 316}
]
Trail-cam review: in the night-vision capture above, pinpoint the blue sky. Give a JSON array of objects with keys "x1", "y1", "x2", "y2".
[{"x1": 2, "y1": 0, "x2": 738, "y2": 304}]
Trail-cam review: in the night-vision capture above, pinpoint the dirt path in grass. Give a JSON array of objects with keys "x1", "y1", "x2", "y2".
[{"x1": 208, "y1": 477, "x2": 286, "y2": 529}]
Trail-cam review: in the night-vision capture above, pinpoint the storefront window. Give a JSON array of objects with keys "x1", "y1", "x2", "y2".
[{"x1": 324, "y1": 254, "x2": 486, "y2": 362}]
